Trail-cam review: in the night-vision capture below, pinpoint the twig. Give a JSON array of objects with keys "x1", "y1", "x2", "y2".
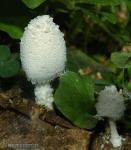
[{"x1": 0, "y1": 92, "x2": 74, "y2": 129}]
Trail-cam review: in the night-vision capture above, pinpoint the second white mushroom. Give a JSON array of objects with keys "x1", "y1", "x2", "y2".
[{"x1": 95, "y1": 85, "x2": 125, "y2": 147}]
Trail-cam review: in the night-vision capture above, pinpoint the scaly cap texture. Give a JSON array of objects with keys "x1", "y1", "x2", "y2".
[
  {"x1": 95, "y1": 85, "x2": 125, "y2": 120},
  {"x1": 20, "y1": 15, "x2": 66, "y2": 84}
]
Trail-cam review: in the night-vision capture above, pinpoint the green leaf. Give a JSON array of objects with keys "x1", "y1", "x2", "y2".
[
  {"x1": 125, "y1": 0, "x2": 131, "y2": 10},
  {"x1": 77, "y1": 0, "x2": 121, "y2": 6},
  {"x1": 67, "y1": 50, "x2": 100, "y2": 72},
  {"x1": 127, "y1": 82, "x2": 131, "y2": 90},
  {"x1": 0, "y1": 45, "x2": 11, "y2": 61},
  {"x1": 58, "y1": 0, "x2": 76, "y2": 10},
  {"x1": 21, "y1": 0, "x2": 46, "y2": 9},
  {"x1": 111, "y1": 52, "x2": 131, "y2": 68},
  {"x1": 0, "y1": 56, "x2": 20, "y2": 78},
  {"x1": 0, "y1": 22, "x2": 23, "y2": 39},
  {"x1": 101, "y1": 12, "x2": 117, "y2": 24},
  {"x1": 67, "y1": 50, "x2": 114, "y2": 77},
  {"x1": 128, "y1": 67, "x2": 131, "y2": 77},
  {"x1": 0, "y1": 16, "x2": 30, "y2": 39},
  {"x1": 113, "y1": 32, "x2": 130, "y2": 43},
  {"x1": 54, "y1": 71, "x2": 98, "y2": 129}
]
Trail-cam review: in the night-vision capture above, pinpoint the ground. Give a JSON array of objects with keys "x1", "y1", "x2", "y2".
[{"x1": 0, "y1": 79, "x2": 131, "y2": 150}]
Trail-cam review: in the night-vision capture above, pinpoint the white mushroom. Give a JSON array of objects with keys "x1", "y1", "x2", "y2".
[
  {"x1": 20, "y1": 15, "x2": 66, "y2": 110},
  {"x1": 95, "y1": 85, "x2": 125, "y2": 147}
]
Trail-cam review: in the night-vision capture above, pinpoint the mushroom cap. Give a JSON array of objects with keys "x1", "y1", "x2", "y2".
[
  {"x1": 95, "y1": 85, "x2": 125, "y2": 120},
  {"x1": 20, "y1": 15, "x2": 66, "y2": 84}
]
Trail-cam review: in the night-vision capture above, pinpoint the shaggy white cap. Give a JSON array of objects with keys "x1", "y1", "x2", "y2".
[
  {"x1": 35, "y1": 84, "x2": 54, "y2": 109},
  {"x1": 95, "y1": 85, "x2": 125, "y2": 120},
  {"x1": 20, "y1": 15, "x2": 66, "y2": 84}
]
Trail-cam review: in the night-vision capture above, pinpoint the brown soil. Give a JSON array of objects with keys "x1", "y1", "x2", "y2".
[{"x1": 0, "y1": 82, "x2": 131, "y2": 150}]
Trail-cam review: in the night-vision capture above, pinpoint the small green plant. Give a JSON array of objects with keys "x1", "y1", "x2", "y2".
[
  {"x1": 111, "y1": 52, "x2": 131, "y2": 68},
  {"x1": 111, "y1": 51, "x2": 131, "y2": 87},
  {"x1": 0, "y1": 45, "x2": 20, "y2": 78}
]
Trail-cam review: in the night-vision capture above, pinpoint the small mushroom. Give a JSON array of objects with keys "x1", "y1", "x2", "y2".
[
  {"x1": 95, "y1": 85, "x2": 125, "y2": 147},
  {"x1": 20, "y1": 15, "x2": 66, "y2": 110}
]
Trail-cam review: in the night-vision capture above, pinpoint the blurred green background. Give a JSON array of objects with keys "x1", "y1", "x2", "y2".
[{"x1": 1, "y1": 0, "x2": 131, "y2": 130}]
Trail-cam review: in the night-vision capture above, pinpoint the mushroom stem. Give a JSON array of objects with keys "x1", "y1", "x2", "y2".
[
  {"x1": 34, "y1": 84, "x2": 54, "y2": 110},
  {"x1": 109, "y1": 119, "x2": 122, "y2": 147}
]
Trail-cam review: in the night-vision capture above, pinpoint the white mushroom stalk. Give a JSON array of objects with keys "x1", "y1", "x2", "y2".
[
  {"x1": 109, "y1": 119, "x2": 122, "y2": 147},
  {"x1": 20, "y1": 15, "x2": 66, "y2": 110},
  {"x1": 95, "y1": 85, "x2": 125, "y2": 147}
]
